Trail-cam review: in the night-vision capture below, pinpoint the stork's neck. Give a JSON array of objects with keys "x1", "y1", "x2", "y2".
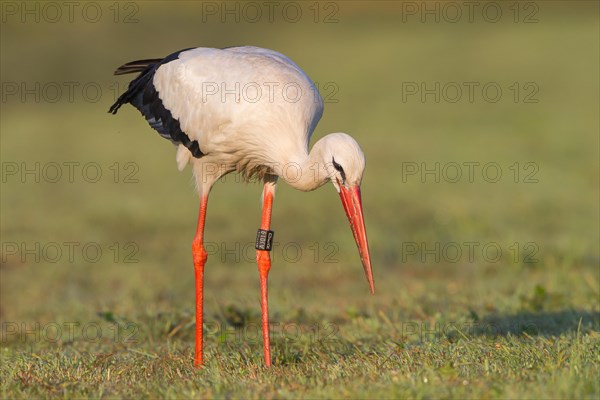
[{"x1": 276, "y1": 138, "x2": 330, "y2": 192}]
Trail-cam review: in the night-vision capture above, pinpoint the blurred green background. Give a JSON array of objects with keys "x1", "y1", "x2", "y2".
[{"x1": 0, "y1": 1, "x2": 598, "y2": 395}]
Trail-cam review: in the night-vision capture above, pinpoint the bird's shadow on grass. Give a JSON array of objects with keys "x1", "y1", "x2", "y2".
[{"x1": 467, "y1": 309, "x2": 600, "y2": 338}]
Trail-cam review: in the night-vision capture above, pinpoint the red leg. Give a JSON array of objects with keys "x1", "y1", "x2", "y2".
[
  {"x1": 257, "y1": 180, "x2": 276, "y2": 366},
  {"x1": 192, "y1": 194, "x2": 209, "y2": 367}
]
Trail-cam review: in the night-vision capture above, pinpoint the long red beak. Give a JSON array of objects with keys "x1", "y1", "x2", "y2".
[{"x1": 338, "y1": 183, "x2": 375, "y2": 294}]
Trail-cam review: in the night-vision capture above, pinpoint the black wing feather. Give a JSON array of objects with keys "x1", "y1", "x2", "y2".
[
  {"x1": 113, "y1": 58, "x2": 164, "y2": 75},
  {"x1": 108, "y1": 48, "x2": 203, "y2": 158}
]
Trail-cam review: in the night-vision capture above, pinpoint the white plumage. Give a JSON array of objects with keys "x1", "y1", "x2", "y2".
[{"x1": 155, "y1": 47, "x2": 324, "y2": 192}]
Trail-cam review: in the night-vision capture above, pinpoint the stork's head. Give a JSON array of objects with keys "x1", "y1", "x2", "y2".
[
  {"x1": 316, "y1": 132, "x2": 374, "y2": 294},
  {"x1": 319, "y1": 132, "x2": 366, "y2": 191}
]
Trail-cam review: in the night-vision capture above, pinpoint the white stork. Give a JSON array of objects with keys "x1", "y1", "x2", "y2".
[{"x1": 109, "y1": 46, "x2": 374, "y2": 367}]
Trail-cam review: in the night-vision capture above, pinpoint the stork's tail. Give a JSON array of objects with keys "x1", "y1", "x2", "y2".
[
  {"x1": 108, "y1": 58, "x2": 162, "y2": 114},
  {"x1": 113, "y1": 59, "x2": 163, "y2": 76}
]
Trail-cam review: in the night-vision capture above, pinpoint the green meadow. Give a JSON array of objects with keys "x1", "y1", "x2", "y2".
[{"x1": 1, "y1": 1, "x2": 598, "y2": 398}]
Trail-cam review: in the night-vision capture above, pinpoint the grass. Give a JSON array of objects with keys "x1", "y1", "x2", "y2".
[{"x1": 1, "y1": 1, "x2": 599, "y2": 398}]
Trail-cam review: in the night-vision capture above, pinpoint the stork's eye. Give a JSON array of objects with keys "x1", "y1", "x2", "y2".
[{"x1": 332, "y1": 158, "x2": 346, "y2": 183}]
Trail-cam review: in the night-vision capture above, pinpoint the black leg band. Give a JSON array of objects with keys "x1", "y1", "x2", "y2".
[{"x1": 256, "y1": 229, "x2": 274, "y2": 251}]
